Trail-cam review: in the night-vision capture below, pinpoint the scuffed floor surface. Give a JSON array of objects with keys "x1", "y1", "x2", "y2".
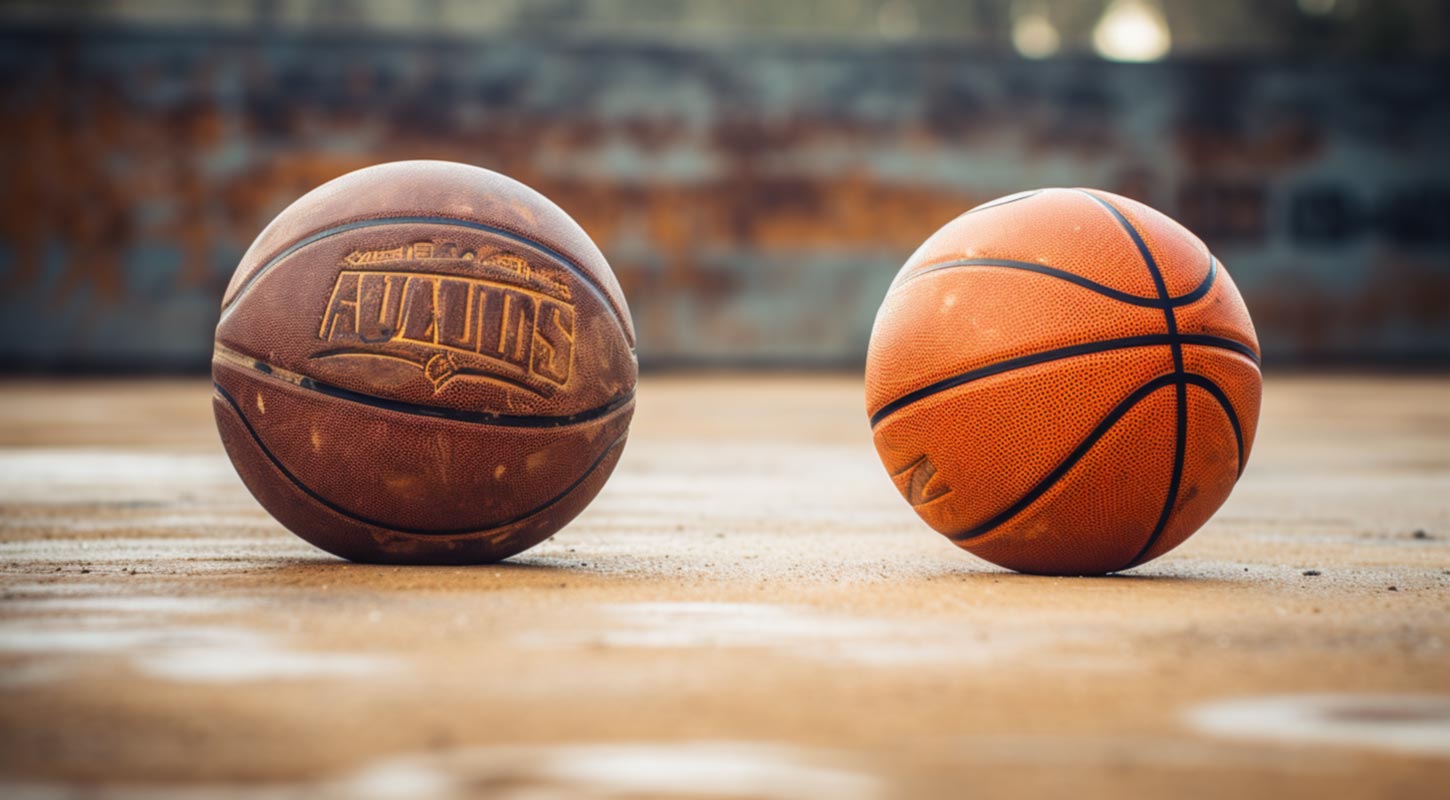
[{"x1": 0, "y1": 375, "x2": 1447, "y2": 798}]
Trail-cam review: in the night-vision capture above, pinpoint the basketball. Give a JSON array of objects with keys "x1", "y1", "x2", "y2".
[
  {"x1": 866, "y1": 188, "x2": 1262, "y2": 575},
  {"x1": 211, "y1": 160, "x2": 636, "y2": 564}
]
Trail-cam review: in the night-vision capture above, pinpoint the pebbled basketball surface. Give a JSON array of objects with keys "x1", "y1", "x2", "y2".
[
  {"x1": 868, "y1": 188, "x2": 1261, "y2": 575},
  {"x1": 1, "y1": 376, "x2": 1447, "y2": 798}
]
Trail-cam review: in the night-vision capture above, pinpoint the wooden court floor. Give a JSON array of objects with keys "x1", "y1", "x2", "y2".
[{"x1": 0, "y1": 375, "x2": 1447, "y2": 798}]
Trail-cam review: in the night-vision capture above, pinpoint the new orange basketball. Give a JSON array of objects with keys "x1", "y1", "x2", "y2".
[
  {"x1": 213, "y1": 161, "x2": 636, "y2": 564},
  {"x1": 866, "y1": 188, "x2": 1261, "y2": 575}
]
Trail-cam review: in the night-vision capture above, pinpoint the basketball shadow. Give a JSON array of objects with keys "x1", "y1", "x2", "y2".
[
  {"x1": 244, "y1": 555, "x2": 607, "y2": 593},
  {"x1": 913, "y1": 560, "x2": 1251, "y2": 590}
]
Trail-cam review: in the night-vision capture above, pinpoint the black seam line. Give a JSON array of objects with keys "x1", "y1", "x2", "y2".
[
  {"x1": 945, "y1": 370, "x2": 1246, "y2": 546},
  {"x1": 214, "y1": 381, "x2": 628, "y2": 537},
  {"x1": 960, "y1": 189, "x2": 1043, "y2": 218},
  {"x1": 867, "y1": 333, "x2": 1255, "y2": 428},
  {"x1": 307, "y1": 349, "x2": 551, "y2": 397},
  {"x1": 216, "y1": 353, "x2": 635, "y2": 429},
  {"x1": 1178, "y1": 334, "x2": 1259, "y2": 363},
  {"x1": 896, "y1": 254, "x2": 1217, "y2": 309},
  {"x1": 1076, "y1": 191, "x2": 1182, "y2": 340},
  {"x1": 948, "y1": 375, "x2": 1180, "y2": 543},
  {"x1": 1077, "y1": 189, "x2": 1187, "y2": 572},
  {"x1": 1119, "y1": 375, "x2": 1248, "y2": 571},
  {"x1": 217, "y1": 215, "x2": 631, "y2": 344},
  {"x1": 1132, "y1": 379, "x2": 1189, "y2": 569},
  {"x1": 1183, "y1": 375, "x2": 1245, "y2": 479}
]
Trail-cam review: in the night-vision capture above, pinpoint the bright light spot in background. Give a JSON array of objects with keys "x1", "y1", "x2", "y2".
[
  {"x1": 1298, "y1": 0, "x2": 1338, "y2": 15},
  {"x1": 1093, "y1": 0, "x2": 1172, "y2": 62},
  {"x1": 876, "y1": 0, "x2": 918, "y2": 41},
  {"x1": 1012, "y1": 3, "x2": 1061, "y2": 59}
]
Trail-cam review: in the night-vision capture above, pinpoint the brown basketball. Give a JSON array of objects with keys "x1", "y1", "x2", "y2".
[
  {"x1": 866, "y1": 188, "x2": 1261, "y2": 575},
  {"x1": 212, "y1": 161, "x2": 636, "y2": 564}
]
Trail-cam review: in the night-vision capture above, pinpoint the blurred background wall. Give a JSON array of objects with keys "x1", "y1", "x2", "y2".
[{"x1": 1, "y1": 0, "x2": 1447, "y2": 371}]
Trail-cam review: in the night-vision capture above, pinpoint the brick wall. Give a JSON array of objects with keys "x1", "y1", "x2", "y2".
[{"x1": 1, "y1": 27, "x2": 1446, "y2": 369}]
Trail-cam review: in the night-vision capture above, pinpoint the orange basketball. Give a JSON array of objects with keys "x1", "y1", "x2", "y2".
[
  {"x1": 213, "y1": 161, "x2": 635, "y2": 564},
  {"x1": 865, "y1": 188, "x2": 1261, "y2": 575}
]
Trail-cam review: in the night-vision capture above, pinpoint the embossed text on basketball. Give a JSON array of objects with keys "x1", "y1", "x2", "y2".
[{"x1": 316, "y1": 242, "x2": 575, "y2": 393}]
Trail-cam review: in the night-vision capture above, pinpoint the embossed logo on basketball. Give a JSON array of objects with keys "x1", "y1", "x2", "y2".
[
  {"x1": 315, "y1": 240, "x2": 575, "y2": 395},
  {"x1": 891, "y1": 454, "x2": 952, "y2": 506}
]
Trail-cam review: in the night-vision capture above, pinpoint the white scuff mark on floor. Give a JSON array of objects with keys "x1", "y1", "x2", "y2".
[
  {"x1": 0, "y1": 536, "x2": 305, "y2": 564},
  {"x1": 0, "y1": 620, "x2": 393, "y2": 684},
  {"x1": 0, "y1": 782, "x2": 311, "y2": 800},
  {"x1": 519, "y1": 601, "x2": 1095, "y2": 668},
  {"x1": 0, "y1": 595, "x2": 243, "y2": 616},
  {"x1": 0, "y1": 741, "x2": 883, "y2": 800},
  {"x1": 0, "y1": 623, "x2": 259, "y2": 654},
  {"x1": 343, "y1": 741, "x2": 884, "y2": 800},
  {"x1": 0, "y1": 450, "x2": 238, "y2": 500},
  {"x1": 0, "y1": 590, "x2": 392, "y2": 685},
  {"x1": 1187, "y1": 693, "x2": 1450, "y2": 757},
  {"x1": 136, "y1": 645, "x2": 389, "y2": 683},
  {"x1": 948, "y1": 733, "x2": 1357, "y2": 772}
]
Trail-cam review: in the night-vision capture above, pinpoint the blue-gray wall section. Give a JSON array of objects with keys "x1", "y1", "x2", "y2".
[{"x1": 1, "y1": 28, "x2": 1446, "y2": 369}]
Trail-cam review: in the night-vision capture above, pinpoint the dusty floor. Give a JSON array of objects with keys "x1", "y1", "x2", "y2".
[{"x1": 0, "y1": 375, "x2": 1447, "y2": 799}]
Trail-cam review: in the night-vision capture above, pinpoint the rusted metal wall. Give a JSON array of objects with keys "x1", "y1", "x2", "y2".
[{"x1": 1, "y1": 26, "x2": 1447, "y2": 370}]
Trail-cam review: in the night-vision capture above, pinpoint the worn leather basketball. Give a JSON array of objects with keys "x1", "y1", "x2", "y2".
[
  {"x1": 866, "y1": 188, "x2": 1261, "y2": 575},
  {"x1": 213, "y1": 161, "x2": 636, "y2": 564}
]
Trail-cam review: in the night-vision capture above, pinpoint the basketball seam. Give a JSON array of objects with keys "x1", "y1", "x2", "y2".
[
  {"x1": 957, "y1": 189, "x2": 1045, "y2": 218},
  {"x1": 946, "y1": 370, "x2": 1244, "y2": 549},
  {"x1": 892, "y1": 255, "x2": 1218, "y2": 309},
  {"x1": 214, "y1": 381, "x2": 628, "y2": 536},
  {"x1": 1184, "y1": 375, "x2": 1246, "y2": 479},
  {"x1": 1075, "y1": 190, "x2": 1187, "y2": 572},
  {"x1": 949, "y1": 374, "x2": 1180, "y2": 542},
  {"x1": 214, "y1": 347, "x2": 636, "y2": 429},
  {"x1": 217, "y1": 215, "x2": 633, "y2": 347},
  {"x1": 868, "y1": 334, "x2": 1256, "y2": 427}
]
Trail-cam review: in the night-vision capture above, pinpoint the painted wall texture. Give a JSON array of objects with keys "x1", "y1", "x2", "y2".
[{"x1": 1, "y1": 27, "x2": 1447, "y2": 369}]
